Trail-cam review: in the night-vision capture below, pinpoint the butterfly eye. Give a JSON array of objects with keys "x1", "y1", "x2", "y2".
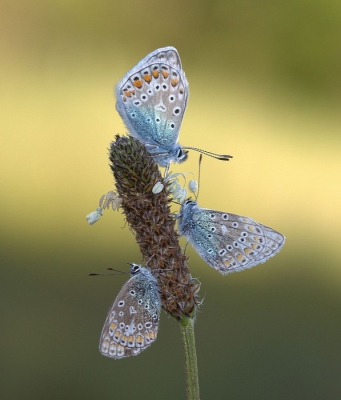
[
  {"x1": 131, "y1": 264, "x2": 140, "y2": 274},
  {"x1": 183, "y1": 199, "x2": 192, "y2": 206},
  {"x1": 176, "y1": 148, "x2": 188, "y2": 162}
]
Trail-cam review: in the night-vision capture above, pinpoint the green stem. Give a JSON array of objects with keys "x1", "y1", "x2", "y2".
[{"x1": 180, "y1": 316, "x2": 200, "y2": 400}]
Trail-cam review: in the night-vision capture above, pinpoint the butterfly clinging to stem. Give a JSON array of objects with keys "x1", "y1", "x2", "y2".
[
  {"x1": 178, "y1": 199, "x2": 285, "y2": 275},
  {"x1": 115, "y1": 46, "x2": 232, "y2": 167},
  {"x1": 97, "y1": 264, "x2": 161, "y2": 359}
]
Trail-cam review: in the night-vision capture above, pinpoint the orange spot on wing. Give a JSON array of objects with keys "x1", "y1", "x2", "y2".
[
  {"x1": 132, "y1": 79, "x2": 143, "y2": 88},
  {"x1": 109, "y1": 322, "x2": 117, "y2": 331},
  {"x1": 120, "y1": 334, "x2": 128, "y2": 345},
  {"x1": 146, "y1": 332, "x2": 155, "y2": 341},
  {"x1": 152, "y1": 70, "x2": 159, "y2": 78},
  {"x1": 136, "y1": 334, "x2": 144, "y2": 346},
  {"x1": 128, "y1": 335, "x2": 135, "y2": 346},
  {"x1": 124, "y1": 91, "x2": 132, "y2": 97},
  {"x1": 171, "y1": 78, "x2": 179, "y2": 86},
  {"x1": 143, "y1": 74, "x2": 152, "y2": 82},
  {"x1": 113, "y1": 330, "x2": 121, "y2": 342},
  {"x1": 161, "y1": 70, "x2": 170, "y2": 78},
  {"x1": 244, "y1": 248, "x2": 252, "y2": 256},
  {"x1": 224, "y1": 259, "x2": 231, "y2": 267}
]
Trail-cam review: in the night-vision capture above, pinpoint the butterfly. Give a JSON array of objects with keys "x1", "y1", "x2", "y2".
[
  {"x1": 178, "y1": 199, "x2": 285, "y2": 275},
  {"x1": 115, "y1": 46, "x2": 232, "y2": 167},
  {"x1": 99, "y1": 264, "x2": 161, "y2": 359}
]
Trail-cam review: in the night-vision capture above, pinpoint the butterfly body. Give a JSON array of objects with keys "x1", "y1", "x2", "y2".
[
  {"x1": 99, "y1": 264, "x2": 160, "y2": 359},
  {"x1": 115, "y1": 47, "x2": 189, "y2": 166},
  {"x1": 178, "y1": 200, "x2": 285, "y2": 275}
]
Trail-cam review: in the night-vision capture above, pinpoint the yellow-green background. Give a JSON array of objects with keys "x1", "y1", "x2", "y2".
[{"x1": 2, "y1": 1, "x2": 341, "y2": 399}]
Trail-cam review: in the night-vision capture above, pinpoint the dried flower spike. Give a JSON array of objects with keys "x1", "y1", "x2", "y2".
[{"x1": 109, "y1": 135, "x2": 199, "y2": 320}]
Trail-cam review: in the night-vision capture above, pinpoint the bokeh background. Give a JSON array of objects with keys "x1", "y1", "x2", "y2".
[{"x1": 1, "y1": 1, "x2": 341, "y2": 399}]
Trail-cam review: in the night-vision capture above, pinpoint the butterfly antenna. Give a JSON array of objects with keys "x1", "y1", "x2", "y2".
[
  {"x1": 89, "y1": 272, "x2": 125, "y2": 276},
  {"x1": 89, "y1": 267, "x2": 129, "y2": 276},
  {"x1": 195, "y1": 154, "x2": 203, "y2": 201},
  {"x1": 182, "y1": 146, "x2": 232, "y2": 161},
  {"x1": 107, "y1": 267, "x2": 129, "y2": 274}
]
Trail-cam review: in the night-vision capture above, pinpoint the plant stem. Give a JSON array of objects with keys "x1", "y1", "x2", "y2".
[{"x1": 180, "y1": 315, "x2": 200, "y2": 400}]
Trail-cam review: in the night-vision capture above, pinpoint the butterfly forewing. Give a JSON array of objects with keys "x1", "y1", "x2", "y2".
[{"x1": 99, "y1": 266, "x2": 161, "y2": 359}]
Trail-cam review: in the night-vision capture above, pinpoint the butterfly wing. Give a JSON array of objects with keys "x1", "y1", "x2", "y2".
[
  {"x1": 115, "y1": 47, "x2": 188, "y2": 163},
  {"x1": 99, "y1": 267, "x2": 161, "y2": 359},
  {"x1": 180, "y1": 202, "x2": 285, "y2": 275}
]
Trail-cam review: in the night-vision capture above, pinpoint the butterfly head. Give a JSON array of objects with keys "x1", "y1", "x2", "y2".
[
  {"x1": 174, "y1": 146, "x2": 189, "y2": 164},
  {"x1": 128, "y1": 263, "x2": 141, "y2": 275},
  {"x1": 181, "y1": 198, "x2": 196, "y2": 209},
  {"x1": 153, "y1": 145, "x2": 188, "y2": 167},
  {"x1": 178, "y1": 198, "x2": 198, "y2": 235}
]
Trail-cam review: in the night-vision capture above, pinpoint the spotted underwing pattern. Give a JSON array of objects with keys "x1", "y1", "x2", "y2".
[
  {"x1": 115, "y1": 47, "x2": 189, "y2": 167},
  {"x1": 178, "y1": 200, "x2": 285, "y2": 275},
  {"x1": 99, "y1": 264, "x2": 161, "y2": 359}
]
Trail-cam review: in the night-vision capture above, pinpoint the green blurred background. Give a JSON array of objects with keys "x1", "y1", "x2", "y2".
[{"x1": 1, "y1": 1, "x2": 341, "y2": 399}]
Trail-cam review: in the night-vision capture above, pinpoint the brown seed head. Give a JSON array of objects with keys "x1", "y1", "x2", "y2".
[{"x1": 109, "y1": 135, "x2": 199, "y2": 320}]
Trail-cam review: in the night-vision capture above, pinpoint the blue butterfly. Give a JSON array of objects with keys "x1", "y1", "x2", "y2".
[
  {"x1": 99, "y1": 264, "x2": 161, "y2": 359},
  {"x1": 178, "y1": 199, "x2": 285, "y2": 275},
  {"x1": 115, "y1": 47, "x2": 232, "y2": 167}
]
